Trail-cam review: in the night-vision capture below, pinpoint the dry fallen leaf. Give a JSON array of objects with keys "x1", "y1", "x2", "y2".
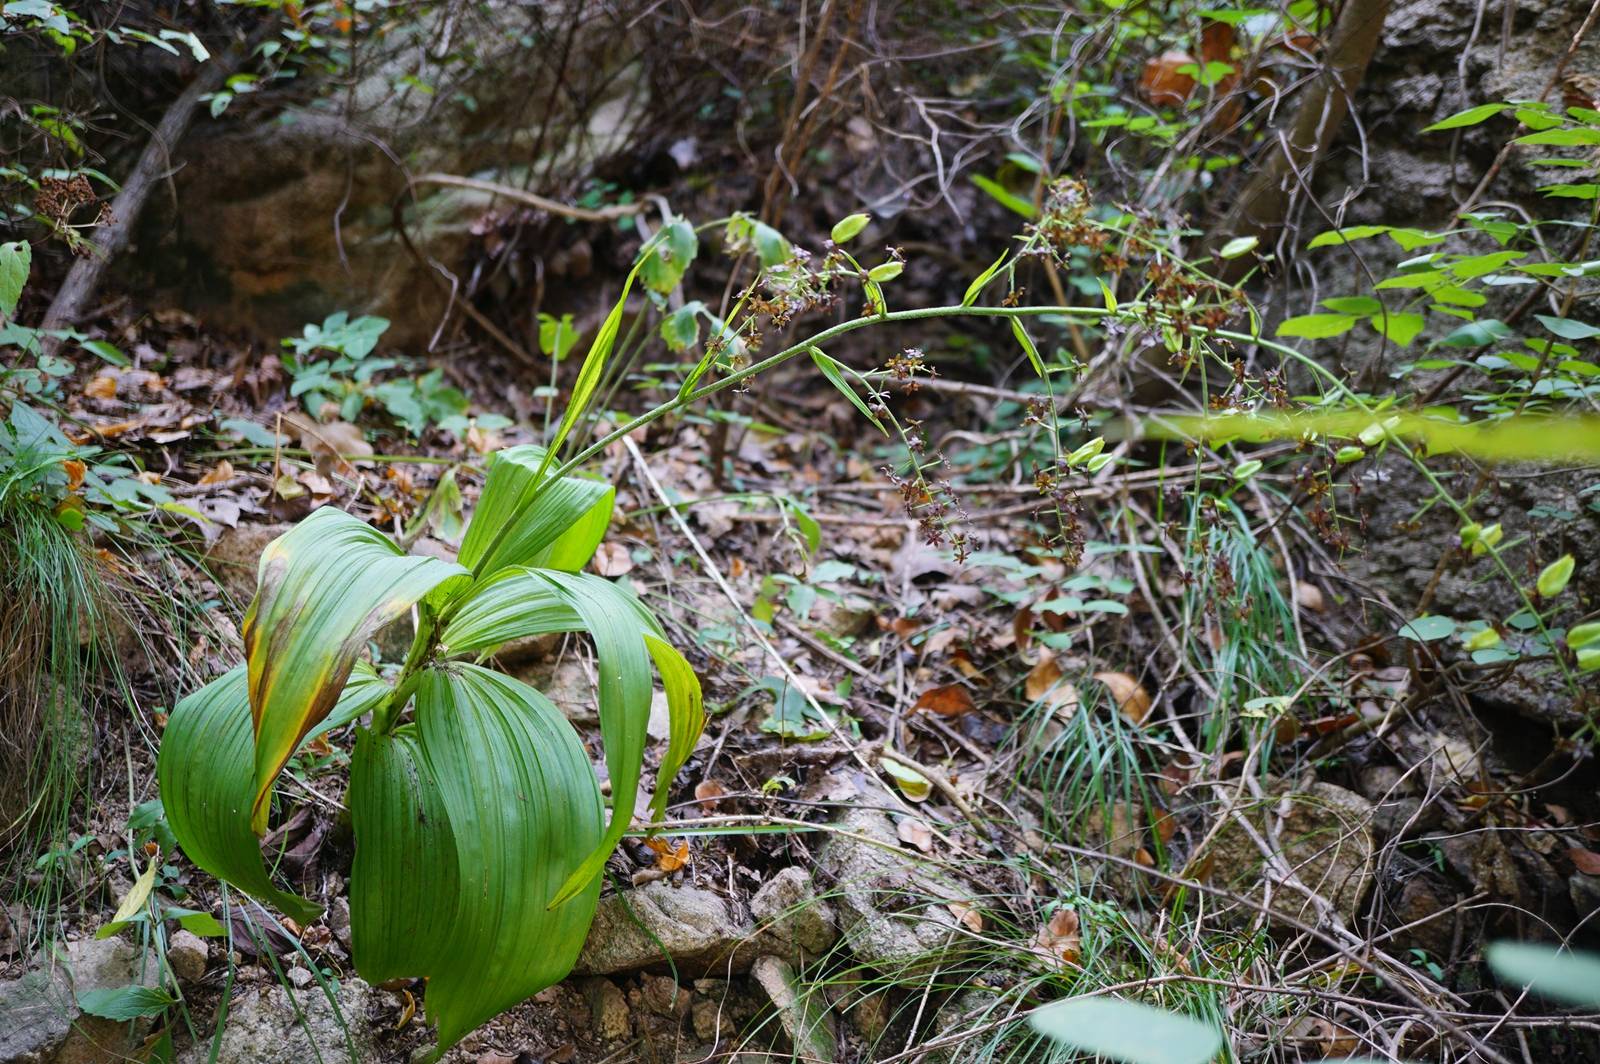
[
  {"x1": 1026, "y1": 653, "x2": 1081, "y2": 719},
  {"x1": 694, "y1": 779, "x2": 728, "y2": 810},
  {"x1": 292, "y1": 417, "x2": 373, "y2": 475},
  {"x1": 1033, "y1": 907, "x2": 1080, "y2": 967},
  {"x1": 1294, "y1": 582, "x2": 1325, "y2": 612},
  {"x1": 947, "y1": 901, "x2": 984, "y2": 933},
  {"x1": 1093, "y1": 671, "x2": 1152, "y2": 724},
  {"x1": 84, "y1": 375, "x2": 118, "y2": 400},
  {"x1": 198, "y1": 459, "x2": 235, "y2": 486},
  {"x1": 1570, "y1": 847, "x2": 1600, "y2": 876},
  {"x1": 62, "y1": 459, "x2": 85, "y2": 491},
  {"x1": 1138, "y1": 50, "x2": 1198, "y2": 106},
  {"x1": 645, "y1": 836, "x2": 689, "y2": 872},
  {"x1": 592, "y1": 541, "x2": 634, "y2": 577},
  {"x1": 912, "y1": 684, "x2": 975, "y2": 717},
  {"x1": 896, "y1": 817, "x2": 934, "y2": 853}
]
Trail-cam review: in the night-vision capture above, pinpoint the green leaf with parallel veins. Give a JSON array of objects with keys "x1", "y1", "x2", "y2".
[
  {"x1": 158, "y1": 667, "x2": 392, "y2": 924},
  {"x1": 810, "y1": 347, "x2": 887, "y2": 435},
  {"x1": 77, "y1": 985, "x2": 177, "y2": 1021},
  {"x1": 643, "y1": 631, "x2": 703, "y2": 822},
  {"x1": 456, "y1": 445, "x2": 614, "y2": 578},
  {"x1": 961, "y1": 250, "x2": 1010, "y2": 307},
  {"x1": 411, "y1": 665, "x2": 604, "y2": 1053},
  {"x1": 1031, "y1": 997, "x2": 1223, "y2": 1064},
  {"x1": 1486, "y1": 941, "x2": 1600, "y2": 1006},
  {"x1": 243, "y1": 508, "x2": 469, "y2": 833},
  {"x1": 349, "y1": 727, "x2": 459, "y2": 984}
]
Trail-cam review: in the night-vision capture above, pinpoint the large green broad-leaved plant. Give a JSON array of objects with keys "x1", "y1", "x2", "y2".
[{"x1": 158, "y1": 445, "x2": 703, "y2": 1055}]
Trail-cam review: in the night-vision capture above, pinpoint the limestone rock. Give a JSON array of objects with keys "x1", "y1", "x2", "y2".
[
  {"x1": 164, "y1": 931, "x2": 208, "y2": 985},
  {"x1": 1207, "y1": 779, "x2": 1377, "y2": 928},
  {"x1": 751, "y1": 956, "x2": 836, "y2": 1063},
  {"x1": 750, "y1": 867, "x2": 837, "y2": 957},
  {"x1": 816, "y1": 805, "x2": 970, "y2": 980},
  {"x1": 177, "y1": 976, "x2": 373, "y2": 1064},
  {"x1": 575, "y1": 881, "x2": 748, "y2": 976},
  {"x1": 204, "y1": 522, "x2": 290, "y2": 609},
  {"x1": 577, "y1": 978, "x2": 630, "y2": 1042},
  {"x1": 0, "y1": 937, "x2": 161, "y2": 1064}
]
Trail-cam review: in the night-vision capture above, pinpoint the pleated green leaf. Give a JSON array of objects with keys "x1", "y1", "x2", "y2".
[
  {"x1": 455, "y1": 445, "x2": 614, "y2": 579},
  {"x1": 348, "y1": 726, "x2": 458, "y2": 983},
  {"x1": 158, "y1": 666, "x2": 392, "y2": 925},
  {"x1": 242, "y1": 507, "x2": 469, "y2": 833},
  {"x1": 535, "y1": 571, "x2": 655, "y2": 905},
  {"x1": 437, "y1": 567, "x2": 578, "y2": 656},
  {"x1": 440, "y1": 567, "x2": 705, "y2": 856},
  {"x1": 412, "y1": 664, "x2": 604, "y2": 1053},
  {"x1": 643, "y1": 631, "x2": 703, "y2": 822}
]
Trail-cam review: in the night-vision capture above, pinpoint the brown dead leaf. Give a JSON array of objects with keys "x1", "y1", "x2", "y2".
[
  {"x1": 912, "y1": 684, "x2": 975, "y2": 717},
  {"x1": 896, "y1": 817, "x2": 934, "y2": 853},
  {"x1": 293, "y1": 417, "x2": 373, "y2": 475},
  {"x1": 1092, "y1": 671, "x2": 1152, "y2": 725},
  {"x1": 592, "y1": 541, "x2": 634, "y2": 577},
  {"x1": 645, "y1": 836, "x2": 689, "y2": 872},
  {"x1": 879, "y1": 615, "x2": 922, "y2": 638},
  {"x1": 1294, "y1": 582, "x2": 1325, "y2": 612},
  {"x1": 947, "y1": 901, "x2": 983, "y2": 933},
  {"x1": 62, "y1": 459, "x2": 85, "y2": 491},
  {"x1": 1033, "y1": 907, "x2": 1080, "y2": 967},
  {"x1": 1138, "y1": 50, "x2": 1198, "y2": 106},
  {"x1": 1570, "y1": 847, "x2": 1600, "y2": 876},
  {"x1": 84, "y1": 375, "x2": 118, "y2": 399},
  {"x1": 694, "y1": 779, "x2": 728, "y2": 810},
  {"x1": 950, "y1": 648, "x2": 987, "y2": 683},
  {"x1": 198, "y1": 459, "x2": 235, "y2": 486}
]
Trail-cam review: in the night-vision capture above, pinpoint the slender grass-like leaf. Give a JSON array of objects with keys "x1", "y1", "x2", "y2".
[
  {"x1": 643, "y1": 631, "x2": 703, "y2": 821},
  {"x1": 242, "y1": 507, "x2": 468, "y2": 833},
  {"x1": 413, "y1": 665, "x2": 604, "y2": 1054}
]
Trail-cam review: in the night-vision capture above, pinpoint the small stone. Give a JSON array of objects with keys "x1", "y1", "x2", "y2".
[
  {"x1": 167, "y1": 929, "x2": 209, "y2": 983},
  {"x1": 327, "y1": 897, "x2": 353, "y2": 952},
  {"x1": 575, "y1": 881, "x2": 753, "y2": 975},
  {"x1": 692, "y1": 998, "x2": 732, "y2": 1042},
  {"x1": 635, "y1": 974, "x2": 689, "y2": 1019},
  {"x1": 750, "y1": 867, "x2": 837, "y2": 957},
  {"x1": 751, "y1": 956, "x2": 836, "y2": 1062},
  {"x1": 578, "y1": 978, "x2": 630, "y2": 1042},
  {"x1": 286, "y1": 967, "x2": 314, "y2": 989}
]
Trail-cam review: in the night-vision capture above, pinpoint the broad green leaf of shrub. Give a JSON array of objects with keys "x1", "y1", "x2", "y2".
[
  {"x1": 1422, "y1": 102, "x2": 1511, "y2": 132},
  {"x1": 1399, "y1": 615, "x2": 1456, "y2": 641},
  {"x1": 1277, "y1": 313, "x2": 1356, "y2": 339},
  {"x1": 0, "y1": 240, "x2": 30, "y2": 320},
  {"x1": 242, "y1": 508, "x2": 469, "y2": 832},
  {"x1": 1030, "y1": 997, "x2": 1223, "y2": 1064},
  {"x1": 1485, "y1": 941, "x2": 1600, "y2": 1006},
  {"x1": 1369, "y1": 311, "x2": 1425, "y2": 347},
  {"x1": 640, "y1": 217, "x2": 698, "y2": 294}
]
